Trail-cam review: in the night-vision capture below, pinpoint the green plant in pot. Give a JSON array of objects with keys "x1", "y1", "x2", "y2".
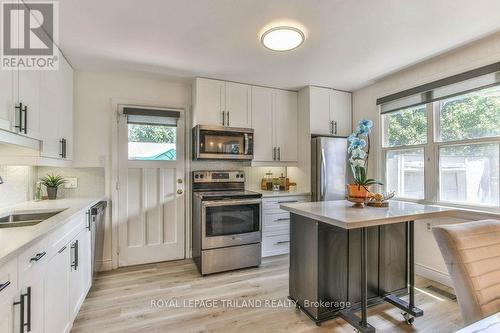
[{"x1": 40, "y1": 174, "x2": 65, "y2": 200}]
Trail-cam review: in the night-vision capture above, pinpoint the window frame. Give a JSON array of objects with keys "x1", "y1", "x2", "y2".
[{"x1": 381, "y1": 96, "x2": 500, "y2": 209}]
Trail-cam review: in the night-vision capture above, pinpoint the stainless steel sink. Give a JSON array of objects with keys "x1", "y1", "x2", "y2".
[{"x1": 0, "y1": 210, "x2": 65, "y2": 228}]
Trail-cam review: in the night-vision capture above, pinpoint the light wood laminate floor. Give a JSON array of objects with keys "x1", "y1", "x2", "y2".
[{"x1": 72, "y1": 255, "x2": 463, "y2": 333}]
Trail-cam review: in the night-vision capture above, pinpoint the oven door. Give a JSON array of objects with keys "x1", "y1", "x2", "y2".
[
  {"x1": 201, "y1": 199, "x2": 261, "y2": 249},
  {"x1": 194, "y1": 125, "x2": 254, "y2": 160}
]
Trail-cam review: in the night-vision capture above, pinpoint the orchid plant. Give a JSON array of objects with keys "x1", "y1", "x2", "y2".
[{"x1": 348, "y1": 119, "x2": 383, "y2": 188}]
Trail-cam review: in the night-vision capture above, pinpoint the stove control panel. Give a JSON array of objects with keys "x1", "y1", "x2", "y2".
[{"x1": 193, "y1": 170, "x2": 245, "y2": 183}]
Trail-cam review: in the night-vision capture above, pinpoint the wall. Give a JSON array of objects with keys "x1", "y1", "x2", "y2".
[
  {"x1": 0, "y1": 166, "x2": 35, "y2": 208},
  {"x1": 72, "y1": 71, "x2": 191, "y2": 269},
  {"x1": 36, "y1": 167, "x2": 105, "y2": 198},
  {"x1": 352, "y1": 32, "x2": 500, "y2": 287}
]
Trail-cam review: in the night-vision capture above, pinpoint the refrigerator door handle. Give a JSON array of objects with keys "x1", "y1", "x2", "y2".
[{"x1": 320, "y1": 148, "x2": 327, "y2": 200}]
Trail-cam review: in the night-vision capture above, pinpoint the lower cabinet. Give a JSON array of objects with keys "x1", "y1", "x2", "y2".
[
  {"x1": 69, "y1": 228, "x2": 91, "y2": 320},
  {"x1": 261, "y1": 195, "x2": 310, "y2": 257},
  {"x1": 45, "y1": 244, "x2": 71, "y2": 333},
  {"x1": 0, "y1": 209, "x2": 92, "y2": 333}
]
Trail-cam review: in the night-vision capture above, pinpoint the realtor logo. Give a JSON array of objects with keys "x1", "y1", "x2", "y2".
[{"x1": 1, "y1": 1, "x2": 59, "y2": 70}]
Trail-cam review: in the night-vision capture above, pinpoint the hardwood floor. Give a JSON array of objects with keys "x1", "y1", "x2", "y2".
[{"x1": 72, "y1": 255, "x2": 464, "y2": 333}]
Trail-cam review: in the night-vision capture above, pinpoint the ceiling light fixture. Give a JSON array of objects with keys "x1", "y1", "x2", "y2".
[{"x1": 260, "y1": 26, "x2": 305, "y2": 51}]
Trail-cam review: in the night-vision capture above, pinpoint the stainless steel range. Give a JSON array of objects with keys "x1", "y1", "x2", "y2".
[{"x1": 192, "y1": 170, "x2": 262, "y2": 275}]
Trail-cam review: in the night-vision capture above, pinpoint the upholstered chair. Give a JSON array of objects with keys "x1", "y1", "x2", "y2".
[{"x1": 432, "y1": 219, "x2": 500, "y2": 325}]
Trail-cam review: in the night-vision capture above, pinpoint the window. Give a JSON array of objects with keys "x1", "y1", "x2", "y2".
[
  {"x1": 382, "y1": 84, "x2": 500, "y2": 207},
  {"x1": 383, "y1": 105, "x2": 427, "y2": 147},
  {"x1": 127, "y1": 114, "x2": 177, "y2": 161},
  {"x1": 438, "y1": 85, "x2": 500, "y2": 142},
  {"x1": 439, "y1": 143, "x2": 499, "y2": 206},
  {"x1": 386, "y1": 148, "x2": 425, "y2": 199}
]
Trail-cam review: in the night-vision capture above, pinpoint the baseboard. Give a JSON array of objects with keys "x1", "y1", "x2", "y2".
[
  {"x1": 415, "y1": 263, "x2": 453, "y2": 288},
  {"x1": 98, "y1": 259, "x2": 113, "y2": 271}
]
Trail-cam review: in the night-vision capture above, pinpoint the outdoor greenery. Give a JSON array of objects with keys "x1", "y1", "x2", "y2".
[
  {"x1": 128, "y1": 124, "x2": 176, "y2": 143},
  {"x1": 385, "y1": 86, "x2": 500, "y2": 147}
]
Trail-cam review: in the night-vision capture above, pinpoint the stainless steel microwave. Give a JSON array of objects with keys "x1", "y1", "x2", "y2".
[{"x1": 193, "y1": 125, "x2": 254, "y2": 160}]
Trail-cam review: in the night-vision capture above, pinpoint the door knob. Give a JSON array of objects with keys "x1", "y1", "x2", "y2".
[{"x1": 177, "y1": 189, "x2": 183, "y2": 195}]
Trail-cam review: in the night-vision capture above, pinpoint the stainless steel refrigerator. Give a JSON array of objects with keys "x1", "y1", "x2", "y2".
[{"x1": 311, "y1": 137, "x2": 348, "y2": 201}]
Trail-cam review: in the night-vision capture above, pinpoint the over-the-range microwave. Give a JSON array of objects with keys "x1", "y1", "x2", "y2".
[{"x1": 192, "y1": 125, "x2": 254, "y2": 160}]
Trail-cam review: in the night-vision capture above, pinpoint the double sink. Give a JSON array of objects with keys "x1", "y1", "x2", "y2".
[{"x1": 0, "y1": 210, "x2": 65, "y2": 228}]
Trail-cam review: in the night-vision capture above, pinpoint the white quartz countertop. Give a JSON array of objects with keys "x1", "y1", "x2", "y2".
[
  {"x1": 247, "y1": 189, "x2": 311, "y2": 198},
  {"x1": 280, "y1": 200, "x2": 458, "y2": 229},
  {"x1": 0, "y1": 197, "x2": 106, "y2": 263}
]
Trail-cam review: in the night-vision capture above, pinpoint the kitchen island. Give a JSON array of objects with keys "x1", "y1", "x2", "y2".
[{"x1": 280, "y1": 200, "x2": 456, "y2": 333}]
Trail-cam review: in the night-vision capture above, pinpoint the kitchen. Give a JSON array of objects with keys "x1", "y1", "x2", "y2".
[{"x1": 1, "y1": 1, "x2": 500, "y2": 333}]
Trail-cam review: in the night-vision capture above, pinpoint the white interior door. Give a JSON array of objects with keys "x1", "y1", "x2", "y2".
[{"x1": 117, "y1": 105, "x2": 185, "y2": 266}]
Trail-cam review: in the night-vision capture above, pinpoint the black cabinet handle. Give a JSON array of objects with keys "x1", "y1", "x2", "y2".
[
  {"x1": 86, "y1": 211, "x2": 91, "y2": 231},
  {"x1": 22, "y1": 105, "x2": 27, "y2": 134},
  {"x1": 0, "y1": 281, "x2": 10, "y2": 292},
  {"x1": 275, "y1": 240, "x2": 290, "y2": 245},
  {"x1": 13, "y1": 286, "x2": 31, "y2": 333},
  {"x1": 14, "y1": 103, "x2": 22, "y2": 132},
  {"x1": 277, "y1": 200, "x2": 298, "y2": 204},
  {"x1": 30, "y1": 251, "x2": 46, "y2": 262},
  {"x1": 71, "y1": 240, "x2": 79, "y2": 270},
  {"x1": 59, "y1": 138, "x2": 67, "y2": 158}
]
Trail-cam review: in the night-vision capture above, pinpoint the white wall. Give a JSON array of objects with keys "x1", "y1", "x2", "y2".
[
  {"x1": 73, "y1": 71, "x2": 191, "y2": 269},
  {"x1": 0, "y1": 166, "x2": 34, "y2": 208},
  {"x1": 352, "y1": 32, "x2": 500, "y2": 287}
]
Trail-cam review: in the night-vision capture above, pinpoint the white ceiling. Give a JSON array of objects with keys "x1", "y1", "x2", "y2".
[{"x1": 58, "y1": 0, "x2": 500, "y2": 91}]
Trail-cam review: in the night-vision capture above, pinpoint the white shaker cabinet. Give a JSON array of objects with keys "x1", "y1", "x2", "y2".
[
  {"x1": 251, "y1": 88, "x2": 298, "y2": 163},
  {"x1": 44, "y1": 245, "x2": 71, "y2": 333},
  {"x1": 192, "y1": 78, "x2": 251, "y2": 128},
  {"x1": 309, "y1": 86, "x2": 352, "y2": 137},
  {"x1": 0, "y1": 70, "x2": 14, "y2": 132},
  {"x1": 69, "y1": 227, "x2": 91, "y2": 320},
  {"x1": 330, "y1": 89, "x2": 352, "y2": 136},
  {"x1": 225, "y1": 82, "x2": 251, "y2": 128},
  {"x1": 192, "y1": 78, "x2": 225, "y2": 126},
  {"x1": 250, "y1": 86, "x2": 274, "y2": 161},
  {"x1": 274, "y1": 90, "x2": 298, "y2": 162}
]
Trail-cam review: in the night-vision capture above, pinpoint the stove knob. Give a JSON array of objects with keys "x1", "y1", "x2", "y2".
[
  {"x1": 235, "y1": 174, "x2": 240, "y2": 178},
  {"x1": 194, "y1": 174, "x2": 199, "y2": 179},
  {"x1": 200, "y1": 174, "x2": 204, "y2": 179}
]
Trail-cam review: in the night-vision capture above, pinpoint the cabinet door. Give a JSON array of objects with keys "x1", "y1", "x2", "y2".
[
  {"x1": 275, "y1": 90, "x2": 298, "y2": 162},
  {"x1": 225, "y1": 82, "x2": 250, "y2": 128},
  {"x1": 251, "y1": 86, "x2": 274, "y2": 161},
  {"x1": 39, "y1": 65, "x2": 62, "y2": 158},
  {"x1": 193, "y1": 78, "x2": 225, "y2": 126},
  {"x1": 15, "y1": 278, "x2": 44, "y2": 333},
  {"x1": 15, "y1": 70, "x2": 41, "y2": 139},
  {"x1": 0, "y1": 297, "x2": 15, "y2": 333},
  {"x1": 45, "y1": 245, "x2": 71, "y2": 333},
  {"x1": 59, "y1": 57, "x2": 74, "y2": 160},
  {"x1": 330, "y1": 90, "x2": 352, "y2": 137},
  {"x1": 69, "y1": 228, "x2": 91, "y2": 320},
  {"x1": 0, "y1": 70, "x2": 14, "y2": 131},
  {"x1": 309, "y1": 86, "x2": 331, "y2": 135}
]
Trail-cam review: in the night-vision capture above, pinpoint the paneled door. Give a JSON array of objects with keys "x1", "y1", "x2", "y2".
[{"x1": 117, "y1": 105, "x2": 185, "y2": 266}]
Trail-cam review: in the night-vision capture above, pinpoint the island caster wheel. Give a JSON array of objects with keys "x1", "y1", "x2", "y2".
[
  {"x1": 315, "y1": 322, "x2": 321, "y2": 327},
  {"x1": 402, "y1": 312, "x2": 414, "y2": 325}
]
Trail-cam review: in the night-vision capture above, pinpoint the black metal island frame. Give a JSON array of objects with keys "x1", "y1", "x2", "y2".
[{"x1": 280, "y1": 200, "x2": 456, "y2": 333}]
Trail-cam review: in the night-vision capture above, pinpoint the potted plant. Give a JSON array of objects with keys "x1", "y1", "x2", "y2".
[
  {"x1": 347, "y1": 119, "x2": 383, "y2": 207},
  {"x1": 40, "y1": 174, "x2": 66, "y2": 200}
]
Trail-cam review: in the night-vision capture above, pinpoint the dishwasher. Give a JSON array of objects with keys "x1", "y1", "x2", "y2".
[{"x1": 89, "y1": 201, "x2": 107, "y2": 281}]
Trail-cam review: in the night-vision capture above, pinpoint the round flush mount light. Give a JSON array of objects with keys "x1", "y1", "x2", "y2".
[{"x1": 260, "y1": 26, "x2": 305, "y2": 51}]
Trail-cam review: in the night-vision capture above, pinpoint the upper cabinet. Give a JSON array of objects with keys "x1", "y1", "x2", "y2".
[
  {"x1": 308, "y1": 86, "x2": 352, "y2": 137},
  {"x1": 192, "y1": 78, "x2": 251, "y2": 128},
  {"x1": 251, "y1": 87, "x2": 298, "y2": 163},
  {"x1": 0, "y1": 3, "x2": 74, "y2": 163}
]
